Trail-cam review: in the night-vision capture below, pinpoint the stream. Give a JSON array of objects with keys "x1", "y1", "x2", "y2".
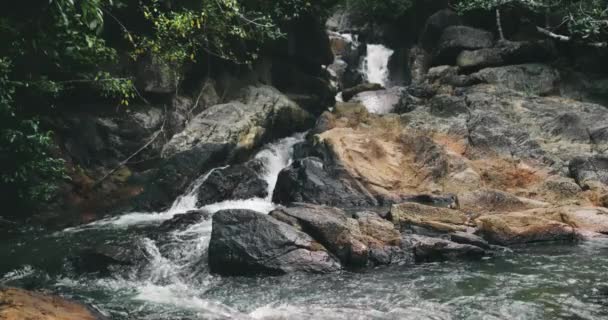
[
  {"x1": 1, "y1": 132, "x2": 608, "y2": 320},
  {"x1": 2, "y1": 41, "x2": 608, "y2": 320}
]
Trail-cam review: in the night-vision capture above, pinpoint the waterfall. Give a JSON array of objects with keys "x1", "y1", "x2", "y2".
[{"x1": 361, "y1": 44, "x2": 394, "y2": 87}]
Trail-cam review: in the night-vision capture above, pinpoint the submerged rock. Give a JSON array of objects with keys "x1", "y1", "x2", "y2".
[
  {"x1": 208, "y1": 209, "x2": 340, "y2": 276},
  {"x1": 75, "y1": 240, "x2": 150, "y2": 275},
  {"x1": 0, "y1": 287, "x2": 107, "y2": 320}
]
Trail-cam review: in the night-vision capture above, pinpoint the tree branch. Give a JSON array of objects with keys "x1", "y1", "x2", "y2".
[{"x1": 536, "y1": 26, "x2": 607, "y2": 48}]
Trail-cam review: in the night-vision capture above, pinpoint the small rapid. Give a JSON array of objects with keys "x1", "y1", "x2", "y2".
[{"x1": 361, "y1": 44, "x2": 394, "y2": 87}]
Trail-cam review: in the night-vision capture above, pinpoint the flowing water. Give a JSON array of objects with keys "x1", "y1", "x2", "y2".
[
  {"x1": 361, "y1": 44, "x2": 394, "y2": 87},
  {"x1": 2, "y1": 133, "x2": 608, "y2": 319}
]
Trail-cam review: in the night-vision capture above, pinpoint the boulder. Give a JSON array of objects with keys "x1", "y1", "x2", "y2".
[
  {"x1": 476, "y1": 213, "x2": 576, "y2": 245},
  {"x1": 208, "y1": 209, "x2": 341, "y2": 276},
  {"x1": 0, "y1": 287, "x2": 107, "y2": 320},
  {"x1": 158, "y1": 210, "x2": 211, "y2": 232},
  {"x1": 270, "y1": 204, "x2": 403, "y2": 267},
  {"x1": 471, "y1": 64, "x2": 560, "y2": 95},
  {"x1": 75, "y1": 240, "x2": 150, "y2": 275},
  {"x1": 449, "y1": 231, "x2": 491, "y2": 250},
  {"x1": 408, "y1": 46, "x2": 432, "y2": 84},
  {"x1": 420, "y1": 9, "x2": 462, "y2": 51},
  {"x1": 272, "y1": 157, "x2": 379, "y2": 207},
  {"x1": 342, "y1": 83, "x2": 384, "y2": 102},
  {"x1": 409, "y1": 235, "x2": 485, "y2": 262},
  {"x1": 133, "y1": 85, "x2": 314, "y2": 211},
  {"x1": 456, "y1": 40, "x2": 556, "y2": 71},
  {"x1": 569, "y1": 156, "x2": 608, "y2": 188},
  {"x1": 196, "y1": 160, "x2": 268, "y2": 206},
  {"x1": 435, "y1": 26, "x2": 494, "y2": 64},
  {"x1": 390, "y1": 203, "x2": 471, "y2": 233}
]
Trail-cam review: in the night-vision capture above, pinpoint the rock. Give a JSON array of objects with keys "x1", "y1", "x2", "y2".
[
  {"x1": 271, "y1": 62, "x2": 335, "y2": 115},
  {"x1": 471, "y1": 64, "x2": 560, "y2": 95},
  {"x1": 449, "y1": 231, "x2": 491, "y2": 250},
  {"x1": 134, "y1": 85, "x2": 314, "y2": 211},
  {"x1": 75, "y1": 240, "x2": 150, "y2": 275},
  {"x1": 456, "y1": 48, "x2": 504, "y2": 70},
  {"x1": 390, "y1": 203, "x2": 471, "y2": 233},
  {"x1": 558, "y1": 206, "x2": 608, "y2": 234},
  {"x1": 458, "y1": 189, "x2": 528, "y2": 214},
  {"x1": 135, "y1": 54, "x2": 179, "y2": 94},
  {"x1": 400, "y1": 194, "x2": 460, "y2": 209},
  {"x1": 542, "y1": 113, "x2": 591, "y2": 143},
  {"x1": 341, "y1": 83, "x2": 384, "y2": 102},
  {"x1": 270, "y1": 204, "x2": 402, "y2": 267},
  {"x1": 158, "y1": 210, "x2": 211, "y2": 232},
  {"x1": 208, "y1": 209, "x2": 340, "y2": 276},
  {"x1": 476, "y1": 213, "x2": 576, "y2": 245},
  {"x1": 456, "y1": 40, "x2": 556, "y2": 71},
  {"x1": 420, "y1": 9, "x2": 462, "y2": 51},
  {"x1": 569, "y1": 156, "x2": 608, "y2": 188},
  {"x1": 272, "y1": 157, "x2": 379, "y2": 207},
  {"x1": 0, "y1": 287, "x2": 107, "y2": 320},
  {"x1": 435, "y1": 26, "x2": 494, "y2": 64},
  {"x1": 196, "y1": 161, "x2": 268, "y2": 206},
  {"x1": 409, "y1": 235, "x2": 485, "y2": 262},
  {"x1": 428, "y1": 94, "x2": 468, "y2": 117},
  {"x1": 408, "y1": 46, "x2": 432, "y2": 84}
]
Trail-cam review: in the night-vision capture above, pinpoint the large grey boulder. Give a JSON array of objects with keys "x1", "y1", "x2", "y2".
[
  {"x1": 435, "y1": 26, "x2": 494, "y2": 64},
  {"x1": 208, "y1": 209, "x2": 341, "y2": 276},
  {"x1": 471, "y1": 64, "x2": 560, "y2": 95},
  {"x1": 162, "y1": 85, "x2": 314, "y2": 159},
  {"x1": 270, "y1": 204, "x2": 403, "y2": 268},
  {"x1": 420, "y1": 9, "x2": 462, "y2": 51}
]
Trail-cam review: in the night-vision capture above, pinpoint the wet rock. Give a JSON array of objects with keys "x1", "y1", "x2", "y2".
[
  {"x1": 420, "y1": 9, "x2": 462, "y2": 51},
  {"x1": 435, "y1": 26, "x2": 494, "y2": 64},
  {"x1": 456, "y1": 48, "x2": 504, "y2": 71},
  {"x1": 471, "y1": 64, "x2": 560, "y2": 95},
  {"x1": 569, "y1": 156, "x2": 608, "y2": 188},
  {"x1": 476, "y1": 213, "x2": 576, "y2": 245},
  {"x1": 75, "y1": 240, "x2": 150, "y2": 275},
  {"x1": 0, "y1": 287, "x2": 107, "y2": 320},
  {"x1": 449, "y1": 231, "x2": 491, "y2": 250},
  {"x1": 270, "y1": 204, "x2": 402, "y2": 268},
  {"x1": 208, "y1": 209, "x2": 340, "y2": 275},
  {"x1": 408, "y1": 46, "x2": 432, "y2": 84},
  {"x1": 273, "y1": 157, "x2": 379, "y2": 207},
  {"x1": 196, "y1": 161, "x2": 268, "y2": 206},
  {"x1": 409, "y1": 235, "x2": 485, "y2": 262},
  {"x1": 390, "y1": 203, "x2": 471, "y2": 233},
  {"x1": 341, "y1": 83, "x2": 384, "y2": 102},
  {"x1": 158, "y1": 210, "x2": 211, "y2": 232}
]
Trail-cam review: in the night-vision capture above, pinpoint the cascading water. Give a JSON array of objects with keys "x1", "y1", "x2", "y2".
[
  {"x1": 2, "y1": 134, "x2": 608, "y2": 319},
  {"x1": 361, "y1": 44, "x2": 394, "y2": 87}
]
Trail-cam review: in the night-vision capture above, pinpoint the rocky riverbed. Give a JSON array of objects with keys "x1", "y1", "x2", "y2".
[{"x1": 3, "y1": 2, "x2": 608, "y2": 320}]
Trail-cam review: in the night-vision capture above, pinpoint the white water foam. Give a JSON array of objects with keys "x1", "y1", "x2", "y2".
[{"x1": 361, "y1": 44, "x2": 394, "y2": 87}]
